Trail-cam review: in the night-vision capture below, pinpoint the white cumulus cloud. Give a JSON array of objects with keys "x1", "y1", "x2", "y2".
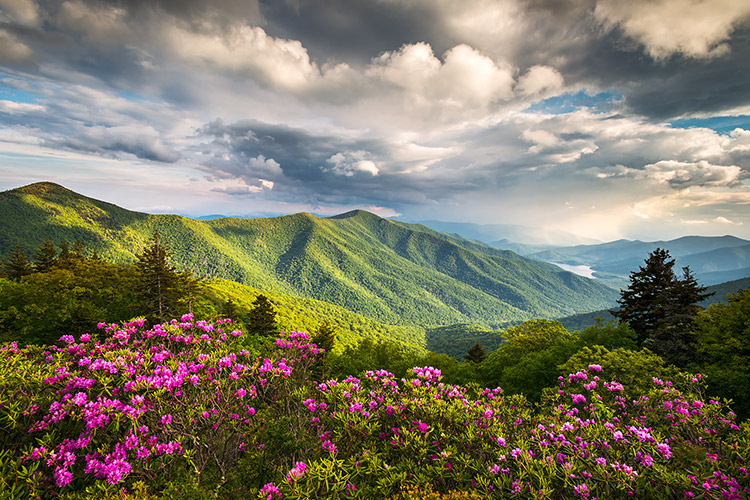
[
  {"x1": 594, "y1": 0, "x2": 750, "y2": 60},
  {"x1": 325, "y1": 151, "x2": 380, "y2": 176}
]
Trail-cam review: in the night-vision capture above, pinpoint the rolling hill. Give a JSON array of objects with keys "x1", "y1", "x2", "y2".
[{"x1": 0, "y1": 182, "x2": 618, "y2": 328}]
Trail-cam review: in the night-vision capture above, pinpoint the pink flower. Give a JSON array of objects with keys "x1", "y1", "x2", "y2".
[
  {"x1": 573, "y1": 483, "x2": 590, "y2": 498},
  {"x1": 656, "y1": 442, "x2": 672, "y2": 459},
  {"x1": 54, "y1": 467, "x2": 73, "y2": 487},
  {"x1": 322, "y1": 440, "x2": 337, "y2": 454},
  {"x1": 287, "y1": 461, "x2": 307, "y2": 481},
  {"x1": 571, "y1": 394, "x2": 587, "y2": 405},
  {"x1": 259, "y1": 482, "x2": 280, "y2": 499}
]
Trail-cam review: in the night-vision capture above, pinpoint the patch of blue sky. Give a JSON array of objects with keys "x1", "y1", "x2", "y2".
[
  {"x1": 524, "y1": 90, "x2": 622, "y2": 115},
  {"x1": 669, "y1": 115, "x2": 749, "y2": 134},
  {"x1": 0, "y1": 84, "x2": 38, "y2": 104},
  {"x1": 115, "y1": 90, "x2": 156, "y2": 103}
]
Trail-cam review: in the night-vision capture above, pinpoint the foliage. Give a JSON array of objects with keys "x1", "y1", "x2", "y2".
[
  {"x1": 1, "y1": 317, "x2": 748, "y2": 499},
  {"x1": 246, "y1": 294, "x2": 279, "y2": 338},
  {"x1": 311, "y1": 321, "x2": 337, "y2": 355},
  {"x1": 577, "y1": 318, "x2": 637, "y2": 351},
  {"x1": 135, "y1": 231, "x2": 193, "y2": 324},
  {"x1": 464, "y1": 343, "x2": 487, "y2": 363},
  {"x1": 480, "y1": 320, "x2": 582, "y2": 403},
  {"x1": 0, "y1": 261, "x2": 141, "y2": 345},
  {"x1": 693, "y1": 288, "x2": 750, "y2": 420},
  {"x1": 0, "y1": 242, "x2": 426, "y2": 352},
  {"x1": 202, "y1": 279, "x2": 426, "y2": 353},
  {"x1": 611, "y1": 248, "x2": 712, "y2": 367},
  {"x1": 501, "y1": 319, "x2": 575, "y2": 352},
  {"x1": 558, "y1": 346, "x2": 681, "y2": 401},
  {"x1": 426, "y1": 324, "x2": 504, "y2": 360},
  {"x1": 32, "y1": 238, "x2": 58, "y2": 273},
  {"x1": 2, "y1": 245, "x2": 32, "y2": 281}
]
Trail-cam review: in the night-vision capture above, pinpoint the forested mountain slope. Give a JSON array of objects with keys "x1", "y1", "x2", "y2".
[{"x1": 0, "y1": 182, "x2": 617, "y2": 327}]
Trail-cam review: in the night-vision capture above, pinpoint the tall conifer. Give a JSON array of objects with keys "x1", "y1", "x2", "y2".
[
  {"x1": 247, "y1": 294, "x2": 278, "y2": 337},
  {"x1": 135, "y1": 230, "x2": 180, "y2": 323},
  {"x1": 3, "y1": 244, "x2": 33, "y2": 281},
  {"x1": 611, "y1": 248, "x2": 712, "y2": 367},
  {"x1": 33, "y1": 238, "x2": 58, "y2": 273}
]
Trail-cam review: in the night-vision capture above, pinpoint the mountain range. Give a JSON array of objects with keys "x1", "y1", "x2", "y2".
[
  {"x1": 0, "y1": 182, "x2": 618, "y2": 329},
  {"x1": 415, "y1": 221, "x2": 750, "y2": 289}
]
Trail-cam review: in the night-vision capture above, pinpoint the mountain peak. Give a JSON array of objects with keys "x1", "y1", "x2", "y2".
[
  {"x1": 9, "y1": 181, "x2": 73, "y2": 197},
  {"x1": 327, "y1": 209, "x2": 381, "y2": 220}
]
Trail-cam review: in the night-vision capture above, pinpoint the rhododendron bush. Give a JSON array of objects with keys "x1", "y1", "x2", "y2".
[{"x1": 0, "y1": 316, "x2": 748, "y2": 499}]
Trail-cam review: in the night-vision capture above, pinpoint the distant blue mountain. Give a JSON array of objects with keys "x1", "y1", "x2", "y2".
[{"x1": 529, "y1": 235, "x2": 750, "y2": 287}]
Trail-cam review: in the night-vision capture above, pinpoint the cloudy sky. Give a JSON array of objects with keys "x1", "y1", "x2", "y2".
[{"x1": 1, "y1": 0, "x2": 749, "y2": 242}]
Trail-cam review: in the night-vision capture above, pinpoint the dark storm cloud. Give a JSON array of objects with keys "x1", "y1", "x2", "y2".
[
  {"x1": 621, "y1": 29, "x2": 750, "y2": 119},
  {"x1": 198, "y1": 119, "x2": 389, "y2": 202},
  {"x1": 56, "y1": 0, "x2": 263, "y2": 28},
  {"x1": 258, "y1": 0, "x2": 451, "y2": 64},
  {"x1": 53, "y1": 124, "x2": 181, "y2": 163},
  {"x1": 196, "y1": 118, "x2": 483, "y2": 208}
]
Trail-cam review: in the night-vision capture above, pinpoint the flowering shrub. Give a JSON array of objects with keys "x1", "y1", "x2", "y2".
[{"x1": 1, "y1": 316, "x2": 748, "y2": 499}]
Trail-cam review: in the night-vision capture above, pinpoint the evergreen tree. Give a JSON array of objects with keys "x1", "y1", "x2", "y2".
[
  {"x1": 135, "y1": 231, "x2": 181, "y2": 323},
  {"x1": 176, "y1": 270, "x2": 201, "y2": 315},
  {"x1": 221, "y1": 298, "x2": 239, "y2": 321},
  {"x1": 247, "y1": 294, "x2": 278, "y2": 338},
  {"x1": 33, "y1": 238, "x2": 58, "y2": 273},
  {"x1": 71, "y1": 239, "x2": 86, "y2": 261},
  {"x1": 57, "y1": 242, "x2": 71, "y2": 269},
  {"x1": 311, "y1": 321, "x2": 337, "y2": 380},
  {"x1": 312, "y1": 321, "x2": 337, "y2": 355},
  {"x1": 611, "y1": 248, "x2": 712, "y2": 367},
  {"x1": 464, "y1": 342, "x2": 487, "y2": 363},
  {"x1": 3, "y1": 245, "x2": 33, "y2": 281}
]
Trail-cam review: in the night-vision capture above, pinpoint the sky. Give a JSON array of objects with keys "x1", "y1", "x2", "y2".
[{"x1": 0, "y1": 0, "x2": 749, "y2": 243}]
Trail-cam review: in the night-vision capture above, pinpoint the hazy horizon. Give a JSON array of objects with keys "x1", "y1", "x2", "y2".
[{"x1": 1, "y1": 1, "x2": 749, "y2": 242}]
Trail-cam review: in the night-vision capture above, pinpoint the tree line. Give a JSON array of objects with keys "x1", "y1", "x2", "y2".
[{"x1": 0, "y1": 234, "x2": 284, "y2": 349}]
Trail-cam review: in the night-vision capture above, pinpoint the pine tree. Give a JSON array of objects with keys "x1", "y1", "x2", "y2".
[
  {"x1": 247, "y1": 294, "x2": 278, "y2": 337},
  {"x1": 3, "y1": 245, "x2": 33, "y2": 281},
  {"x1": 135, "y1": 231, "x2": 181, "y2": 323},
  {"x1": 611, "y1": 248, "x2": 712, "y2": 367},
  {"x1": 464, "y1": 343, "x2": 487, "y2": 363},
  {"x1": 221, "y1": 298, "x2": 239, "y2": 321},
  {"x1": 311, "y1": 321, "x2": 337, "y2": 380},
  {"x1": 312, "y1": 321, "x2": 337, "y2": 354},
  {"x1": 57, "y1": 242, "x2": 71, "y2": 268},
  {"x1": 33, "y1": 238, "x2": 58, "y2": 273},
  {"x1": 71, "y1": 239, "x2": 86, "y2": 261}
]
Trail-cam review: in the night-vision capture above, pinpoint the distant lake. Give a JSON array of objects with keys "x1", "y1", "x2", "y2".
[{"x1": 551, "y1": 262, "x2": 596, "y2": 279}]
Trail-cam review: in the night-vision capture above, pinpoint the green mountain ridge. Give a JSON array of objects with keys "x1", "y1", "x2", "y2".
[{"x1": 0, "y1": 182, "x2": 618, "y2": 328}]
